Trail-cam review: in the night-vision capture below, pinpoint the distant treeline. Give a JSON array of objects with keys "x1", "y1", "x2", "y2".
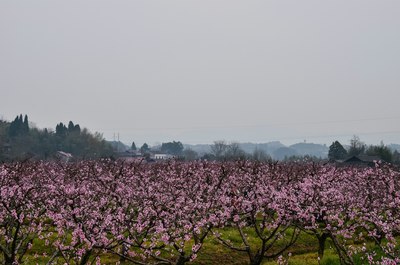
[
  {"x1": 328, "y1": 136, "x2": 400, "y2": 164},
  {"x1": 0, "y1": 114, "x2": 113, "y2": 161}
]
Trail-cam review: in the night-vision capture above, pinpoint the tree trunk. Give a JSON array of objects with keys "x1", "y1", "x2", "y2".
[
  {"x1": 79, "y1": 250, "x2": 92, "y2": 265},
  {"x1": 119, "y1": 243, "x2": 128, "y2": 262},
  {"x1": 4, "y1": 254, "x2": 14, "y2": 265},
  {"x1": 317, "y1": 233, "x2": 328, "y2": 260},
  {"x1": 175, "y1": 255, "x2": 188, "y2": 265},
  {"x1": 249, "y1": 253, "x2": 264, "y2": 265},
  {"x1": 329, "y1": 235, "x2": 354, "y2": 265}
]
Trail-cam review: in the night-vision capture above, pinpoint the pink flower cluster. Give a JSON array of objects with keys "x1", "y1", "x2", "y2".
[{"x1": 0, "y1": 160, "x2": 399, "y2": 265}]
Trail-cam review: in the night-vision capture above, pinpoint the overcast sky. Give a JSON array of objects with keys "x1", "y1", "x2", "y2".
[{"x1": 1, "y1": 0, "x2": 400, "y2": 146}]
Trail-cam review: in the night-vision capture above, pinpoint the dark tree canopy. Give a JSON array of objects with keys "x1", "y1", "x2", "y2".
[
  {"x1": 140, "y1": 143, "x2": 150, "y2": 154},
  {"x1": 161, "y1": 141, "x2": 184, "y2": 155},
  {"x1": 8, "y1": 114, "x2": 29, "y2": 137},
  {"x1": 23, "y1": 115, "x2": 29, "y2": 132},
  {"x1": 0, "y1": 116, "x2": 113, "y2": 161},
  {"x1": 68, "y1": 121, "x2": 75, "y2": 132},
  {"x1": 366, "y1": 143, "x2": 393, "y2": 163},
  {"x1": 328, "y1": 141, "x2": 348, "y2": 160},
  {"x1": 67, "y1": 121, "x2": 81, "y2": 134},
  {"x1": 131, "y1": 141, "x2": 137, "y2": 151},
  {"x1": 56, "y1": 122, "x2": 68, "y2": 137}
]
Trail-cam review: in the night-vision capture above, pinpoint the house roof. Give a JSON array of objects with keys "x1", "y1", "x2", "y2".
[{"x1": 343, "y1": 155, "x2": 381, "y2": 163}]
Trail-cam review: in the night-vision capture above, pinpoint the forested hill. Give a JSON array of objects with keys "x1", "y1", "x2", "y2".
[{"x1": 0, "y1": 115, "x2": 113, "y2": 161}]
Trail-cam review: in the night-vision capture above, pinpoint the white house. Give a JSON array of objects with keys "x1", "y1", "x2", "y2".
[{"x1": 153, "y1": 154, "x2": 175, "y2": 160}]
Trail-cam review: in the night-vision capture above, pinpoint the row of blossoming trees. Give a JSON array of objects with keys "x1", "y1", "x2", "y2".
[{"x1": 0, "y1": 160, "x2": 399, "y2": 265}]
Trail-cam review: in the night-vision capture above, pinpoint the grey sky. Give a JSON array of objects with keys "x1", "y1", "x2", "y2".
[{"x1": 1, "y1": 0, "x2": 400, "y2": 146}]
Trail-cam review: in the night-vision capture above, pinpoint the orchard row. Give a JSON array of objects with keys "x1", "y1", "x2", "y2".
[{"x1": 0, "y1": 160, "x2": 399, "y2": 265}]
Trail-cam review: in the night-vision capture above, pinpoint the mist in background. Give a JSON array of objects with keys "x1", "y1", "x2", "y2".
[{"x1": 1, "y1": 0, "x2": 400, "y2": 146}]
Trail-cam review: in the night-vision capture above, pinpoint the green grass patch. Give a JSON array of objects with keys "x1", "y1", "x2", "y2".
[{"x1": 3, "y1": 227, "x2": 398, "y2": 265}]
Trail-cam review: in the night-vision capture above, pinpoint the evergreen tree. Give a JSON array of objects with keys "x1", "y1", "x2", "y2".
[
  {"x1": 131, "y1": 141, "x2": 137, "y2": 151},
  {"x1": 68, "y1": 121, "x2": 75, "y2": 132},
  {"x1": 56, "y1": 123, "x2": 67, "y2": 137},
  {"x1": 1, "y1": 117, "x2": 113, "y2": 160},
  {"x1": 328, "y1": 141, "x2": 348, "y2": 160},
  {"x1": 23, "y1": 115, "x2": 29, "y2": 133},
  {"x1": 8, "y1": 114, "x2": 29, "y2": 137},
  {"x1": 74, "y1": 124, "x2": 81, "y2": 134},
  {"x1": 140, "y1": 143, "x2": 150, "y2": 154},
  {"x1": 8, "y1": 117, "x2": 18, "y2": 137}
]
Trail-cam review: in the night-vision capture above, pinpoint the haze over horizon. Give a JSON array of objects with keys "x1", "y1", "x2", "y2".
[{"x1": 2, "y1": 0, "x2": 400, "y2": 147}]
